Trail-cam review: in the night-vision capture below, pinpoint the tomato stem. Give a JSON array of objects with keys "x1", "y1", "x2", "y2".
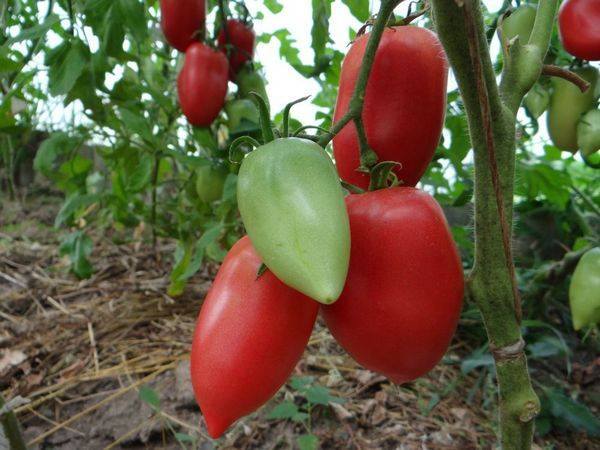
[
  {"x1": 282, "y1": 96, "x2": 310, "y2": 138},
  {"x1": 541, "y1": 64, "x2": 591, "y2": 93},
  {"x1": 249, "y1": 92, "x2": 274, "y2": 143}
]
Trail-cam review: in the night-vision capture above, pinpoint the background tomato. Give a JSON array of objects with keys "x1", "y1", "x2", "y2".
[
  {"x1": 524, "y1": 83, "x2": 550, "y2": 119},
  {"x1": 236, "y1": 66, "x2": 270, "y2": 108},
  {"x1": 547, "y1": 67, "x2": 598, "y2": 152},
  {"x1": 237, "y1": 138, "x2": 350, "y2": 304},
  {"x1": 559, "y1": 0, "x2": 600, "y2": 61},
  {"x1": 218, "y1": 19, "x2": 255, "y2": 77},
  {"x1": 499, "y1": 4, "x2": 536, "y2": 44},
  {"x1": 177, "y1": 43, "x2": 229, "y2": 127},
  {"x1": 225, "y1": 99, "x2": 260, "y2": 136},
  {"x1": 569, "y1": 247, "x2": 600, "y2": 330},
  {"x1": 190, "y1": 236, "x2": 318, "y2": 438},
  {"x1": 195, "y1": 164, "x2": 228, "y2": 203},
  {"x1": 333, "y1": 26, "x2": 448, "y2": 190},
  {"x1": 160, "y1": 0, "x2": 206, "y2": 52},
  {"x1": 322, "y1": 187, "x2": 464, "y2": 384},
  {"x1": 577, "y1": 109, "x2": 600, "y2": 157}
]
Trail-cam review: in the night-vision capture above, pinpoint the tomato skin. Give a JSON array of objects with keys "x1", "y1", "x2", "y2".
[
  {"x1": 569, "y1": 247, "x2": 600, "y2": 330},
  {"x1": 160, "y1": 0, "x2": 205, "y2": 52},
  {"x1": 333, "y1": 26, "x2": 448, "y2": 190},
  {"x1": 195, "y1": 165, "x2": 228, "y2": 203},
  {"x1": 218, "y1": 19, "x2": 255, "y2": 78},
  {"x1": 499, "y1": 5, "x2": 536, "y2": 44},
  {"x1": 190, "y1": 236, "x2": 318, "y2": 438},
  {"x1": 547, "y1": 67, "x2": 598, "y2": 152},
  {"x1": 577, "y1": 109, "x2": 600, "y2": 157},
  {"x1": 177, "y1": 43, "x2": 229, "y2": 127},
  {"x1": 237, "y1": 138, "x2": 350, "y2": 304},
  {"x1": 321, "y1": 188, "x2": 464, "y2": 384},
  {"x1": 559, "y1": 0, "x2": 600, "y2": 61}
]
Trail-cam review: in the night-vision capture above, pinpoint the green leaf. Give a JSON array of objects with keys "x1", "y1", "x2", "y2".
[
  {"x1": 59, "y1": 231, "x2": 93, "y2": 279},
  {"x1": 297, "y1": 434, "x2": 319, "y2": 450},
  {"x1": 139, "y1": 386, "x2": 161, "y2": 409},
  {"x1": 126, "y1": 153, "x2": 153, "y2": 193},
  {"x1": 290, "y1": 376, "x2": 314, "y2": 392},
  {"x1": 47, "y1": 39, "x2": 90, "y2": 96},
  {"x1": 341, "y1": 0, "x2": 370, "y2": 21},
  {"x1": 460, "y1": 347, "x2": 494, "y2": 374},
  {"x1": 101, "y1": 6, "x2": 125, "y2": 57},
  {"x1": 116, "y1": 0, "x2": 148, "y2": 43},
  {"x1": 516, "y1": 161, "x2": 571, "y2": 207},
  {"x1": 55, "y1": 194, "x2": 101, "y2": 228},
  {"x1": 264, "y1": 0, "x2": 284, "y2": 13},
  {"x1": 34, "y1": 133, "x2": 80, "y2": 177},
  {"x1": 305, "y1": 385, "x2": 344, "y2": 406},
  {"x1": 546, "y1": 390, "x2": 600, "y2": 436},
  {"x1": 3, "y1": 14, "x2": 60, "y2": 45},
  {"x1": 311, "y1": 0, "x2": 332, "y2": 62},
  {"x1": 267, "y1": 401, "x2": 299, "y2": 420},
  {"x1": 119, "y1": 107, "x2": 153, "y2": 141}
]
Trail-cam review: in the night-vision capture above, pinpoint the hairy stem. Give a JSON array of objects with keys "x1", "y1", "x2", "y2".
[{"x1": 430, "y1": 0, "x2": 557, "y2": 447}]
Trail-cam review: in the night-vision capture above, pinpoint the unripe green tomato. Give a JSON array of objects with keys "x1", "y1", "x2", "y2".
[
  {"x1": 569, "y1": 247, "x2": 600, "y2": 330},
  {"x1": 577, "y1": 109, "x2": 600, "y2": 157},
  {"x1": 236, "y1": 67, "x2": 269, "y2": 109},
  {"x1": 225, "y1": 99, "x2": 259, "y2": 135},
  {"x1": 195, "y1": 165, "x2": 228, "y2": 203},
  {"x1": 524, "y1": 83, "x2": 550, "y2": 119},
  {"x1": 547, "y1": 67, "x2": 599, "y2": 152},
  {"x1": 237, "y1": 137, "x2": 350, "y2": 304},
  {"x1": 499, "y1": 5, "x2": 537, "y2": 44}
]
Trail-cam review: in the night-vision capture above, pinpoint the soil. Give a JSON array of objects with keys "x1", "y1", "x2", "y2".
[{"x1": 1, "y1": 194, "x2": 598, "y2": 449}]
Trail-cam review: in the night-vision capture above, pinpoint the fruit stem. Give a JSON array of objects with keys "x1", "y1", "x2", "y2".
[
  {"x1": 541, "y1": 65, "x2": 591, "y2": 93},
  {"x1": 249, "y1": 92, "x2": 274, "y2": 143},
  {"x1": 317, "y1": 0, "x2": 404, "y2": 166}
]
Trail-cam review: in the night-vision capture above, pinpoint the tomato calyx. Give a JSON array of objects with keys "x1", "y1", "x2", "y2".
[{"x1": 368, "y1": 161, "x2": 402, "y2": 191}]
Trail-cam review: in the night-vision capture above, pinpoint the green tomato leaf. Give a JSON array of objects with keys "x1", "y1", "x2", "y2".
[
  {"x1": 264, "y1": 0, "x2": 284, "y2": 13},
  {"x1": 297, "y1": 434, "x2": 319, "y2": 450},
  {"x1": 546, "y1": 390, "x2": 600, "y2": 436},
  {"x1": 341, "y1": 0, "x2": 370, "y2": 21},
  {"x1": 267, "y1": 401, "x2": 299, "y2": 420},
  {"x1": 47, "y1": 39, "x2": 90, "y2": 96},
  {"x1": 305, "y1": 385, "x2": 344, "y2": 406},
  {"x1": 139, "y1": 386, "x2": 161, "y2": 409}
]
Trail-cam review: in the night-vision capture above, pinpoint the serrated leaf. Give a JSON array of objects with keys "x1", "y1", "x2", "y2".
[
  {"x1": 267, "y1": 401, "x2": 299, "y2": 420},
  {"x1": 516, "y1": 161, "x2": 571, "y2": 207},
  {"x1": 55, "y1": 193, "x2": 101, "y2": 227},
  {"x1": 297, "y1": 434, "x2": 319, "y2": 450},
  {"x1": 311, "y1": 0, "x2": 332, "y2": 62},
  {"x1": 117, "y1": 0, "x2": 148, "y2": 43},
  {"x1": 119, "y1": 107, "x2": 153, "y2": 141},
  {"x1": 290, "y1": 376, "x2": 314, "y2": 392},
  {"x1": 4, "y1": 13, "x2": 60, "y2": 45},
  {"x1": 34, "y1": 133, "x2": 80, "y2": 177},
  {"x1": 305, "y1": 385, "x2": 343, "y2": 406}
]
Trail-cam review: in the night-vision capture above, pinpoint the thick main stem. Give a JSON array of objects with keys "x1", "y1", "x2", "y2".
[{"x1": 430, "y1": 0, "x2": 559, "y2": 448}]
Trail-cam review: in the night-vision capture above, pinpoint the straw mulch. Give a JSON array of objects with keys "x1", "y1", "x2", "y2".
[{"x1": 0, "y1": 197, "x2": 595, "y2": 449}]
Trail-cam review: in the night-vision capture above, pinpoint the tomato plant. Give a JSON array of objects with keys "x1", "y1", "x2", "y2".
[
  {"x1": 569, "y1": 247, "x2": 600, "y2": 330},
  {"x1": 195, "y1": 164, "x2": 228, "y2": 203},
  {"x1": 160, "y1": 0, "x2": 206, "y2": 52},
  {"x1": 333, "y1": 26, "x2": 448, "y2": 189},
  {"x1": 500, "y1": 4, "x2": 536, "y2": 44},
  {"x1": 190, "y1": 236, "x2": 318, "y2": 438},
  {"x1": 177, "y1": 42, "x2": 229, "y2": 127},
  {"x1": 237, "y1": 137, "x2": 350, "y2": 304},
  {"x1": 558, "y1": 0, "x2": 600, "y2": 61},
  {"x1": 322, "y1": 187, "x2": 464, "y2": 383}
]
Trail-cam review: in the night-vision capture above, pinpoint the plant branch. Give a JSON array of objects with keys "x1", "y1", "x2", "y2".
[
  {"x1": 462, "y1": 1, "x2": 522, "y2": 323},
  {"x1": 217, "y1": 0, "x2": 231, "y2": 47},
  {"x1": 541, "y1": 65, "x2": 591, "y2": 93},
  {"x1": 317, "y1": 0, "x2": 404, "y2": 170}
]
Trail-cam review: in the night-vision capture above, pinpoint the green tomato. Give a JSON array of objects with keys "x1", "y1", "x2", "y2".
[
  {"x1": 547, "y1": 67, "x2": 598, "y2": 152},
  {"x1": 236, "y1": 67, "x2": 270, "y2": 109},
  {"x1": 225, "y1": 99, "x2": 260, "y2": 135},
  {"x1": 577, "y1": 109, "x2": 600, "y2": 157},
  {"x1": 569, "y1": 247, "x2": 600, "y2": 330},
  {"x1": 499, "y1": 5, "x2": 537, "y2": 44},
  {"x1": 196, "y1": 165, "x2": 228, "y2": 203},
  {"x1": 237, "y1": 137, "x2": 350, "y2": 304},
  {"x1": 524, "y1": 83, "x2": 550, "y2": 119}
]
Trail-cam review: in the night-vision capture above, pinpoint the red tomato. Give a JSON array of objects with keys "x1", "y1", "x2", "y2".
[
  {"x1": 217, "y1": 19, "x2": 255, "y2": 77},
  {"x1": 190, "y1": 236, "x2": 318, "y2": 438},
  {"x1": 559, "y1": 0, "x2": 600, "y2": 61},
  {"x1": 177, "y1": 43, "x2": 229, "y2": 127},
  {"x1": 160, "y1": 0, "x2": 205, "y2": 52},
  {"x1": 333, "y1": 26, "x2": 448, "y2": 190},
  {"x1": 321, "y1": 188, "x2": 463, "y2": 384}
]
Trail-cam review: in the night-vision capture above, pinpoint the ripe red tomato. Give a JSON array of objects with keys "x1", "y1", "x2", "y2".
[
  {"x1": 217, "y1": 19, "x2": 255, "y2": 77},
  {"x1": 190, "y1": 236, "x2": 318, "y2": 438},
  {"x1": 333, "y1": 26, "x2": 448, "y2": 190},
  {"x1": 559, "y1": 0, "x2": 600, "y2": 61},
  {"x1": 160, "y1": 0, "x2": 206, "y2": 52},
  {"x1": 321, "y1": 188, "x2": 464, "y2": 384},
  {"x1": 177, "y1": 43, "x2": 229, "y2": 127}
]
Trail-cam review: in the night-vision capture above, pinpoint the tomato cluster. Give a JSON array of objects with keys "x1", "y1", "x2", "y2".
[
  {"x1": 159, "y1": 0, "x2": 257, "y2": 127},
  {"x1": 187, "y1": 22, "x2": 464, "y2": 438}
]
